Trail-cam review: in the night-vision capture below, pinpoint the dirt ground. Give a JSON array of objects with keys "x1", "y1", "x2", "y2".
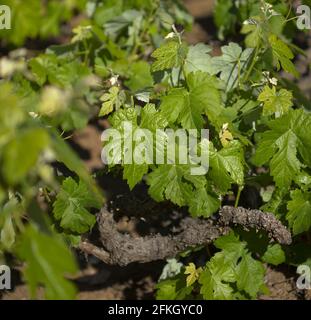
[{"x1": 2, "y1": 0, "x2": 311, "y2": 300}]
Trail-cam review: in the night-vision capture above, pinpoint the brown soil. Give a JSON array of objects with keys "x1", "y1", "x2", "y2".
[
  {"x1": 259, "y1": 266, "x2": 303, "y2": 300},
  {"x1": 184, "y1": 0, "x2": 213, "y2": 44},
  {"x1": 3, "y1": 264, "x2": 309, "y2": 300}
]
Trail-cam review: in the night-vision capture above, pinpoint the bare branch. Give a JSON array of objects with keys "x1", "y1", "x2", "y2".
[{"x1": 79, "y1": 240, "x2": 111, "y2": 264}]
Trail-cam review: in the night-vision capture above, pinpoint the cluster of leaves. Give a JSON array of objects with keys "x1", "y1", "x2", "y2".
[
  {"x1": 0, "y1": 0, "x2": 192, "y2": 299},
  {"x1": 99, "y1": 2, "x2": 311, "y2": 299},
  {"x1": 0, "y1": 81, "x2": 102, "y2": 298},
  {"x1": 214, "y1": 0, "x2": 298, "y2": 42},
  {"x1": 0, "y1": 0, "x2": 310, "y2": 300},
  {"x1": 0, "y1": 0, "x2": 87, "y2": 46},
  {"x1": 157, "y1": 232, "x2": 286, "y2": 300}
]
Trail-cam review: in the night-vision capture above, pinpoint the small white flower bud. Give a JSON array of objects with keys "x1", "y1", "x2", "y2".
[{"x1": 165, "y1": 32, "x2": 175, "y2": 39}]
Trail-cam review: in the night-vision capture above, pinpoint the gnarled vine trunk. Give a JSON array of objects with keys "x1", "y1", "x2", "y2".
[{"x1": 79, "y1": 205, "x2": 292, "y2": 266}]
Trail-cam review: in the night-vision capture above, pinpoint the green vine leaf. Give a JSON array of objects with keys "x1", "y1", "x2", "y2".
[
  {"x1": 199, "y1": 232, "x2": 266, "y2": 300},
  {"x1": 160, "y1": 71, "x2": 222, "y2": 129},
  {"x1": 188, "y1": 187, "x2": 220, "y2": 218},
  {"x1": 151, "y1": 40, "x2": 188, "y2": 72},
  {"x1": 212, "y1": 42, "x2": 253, "y2": 92},
  {"x1": 184, "y1": 43, "x2": 213, "y2": 75},
  {"x1": 262, "y1": 244, "x2": 285, "y2": 266},
  {"x1": 99, "y1": 86, "x2": 126, "y2": 117},
  {"x1": 208, "y1": 141, "x2": 245, "y2": 193},
  {"x1": 269, "y1": 35, "x2": 299, "y2": 77},
  {"x1": 270, "y1": 130, "x2": 301, "y2": 189},
  {"x1": 253, "y1": 109, "x2": 311, "y2": 189},
  {"x1": 53, "y1": 177, "x2": 101, "y2": 234},
  {"x1": 287, "y1": 189, "x2": 311, "y2": 235},
  {"x1": 258, "y1": 85, "x2": 293, "y2": 116},
  {"x1": 2, "y1": 128, "x2": 49, "y2": 186},
  {"x1": 16, "y1": 224, "x2": 77, "y2": 300},
  {"x1": 147, "y1": 165, "x2": 194, "y2": 206}
]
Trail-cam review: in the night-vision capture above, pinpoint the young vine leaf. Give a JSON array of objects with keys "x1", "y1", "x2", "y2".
[
  {"x1": 53, "y1": 177, "x2": 101, "y2": 234},
  {"x1": 258, "y1": 85, "x2": 293, "y2": 116},
  {"x1": 287, "y1": 189, "x2": 311, "y2": 235},
  {"x1": 269, "y1": 35, "x2": 299, "y2": 77},
  {"x1": 151, "y1": 40, "x2": 188, "y2": 72},
  {"x1": 253, "y1": 109, "x2": 311, "y2": 189}
]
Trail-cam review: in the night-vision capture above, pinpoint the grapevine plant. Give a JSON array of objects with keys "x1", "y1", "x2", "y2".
[{"x1": 0, "y1": 0, "x2": 310, "y2": 300}]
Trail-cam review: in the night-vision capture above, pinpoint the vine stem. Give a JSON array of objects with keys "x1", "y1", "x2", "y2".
[
  {"x1": 182, "y1": 64, "x2": 188, "y2": 89},
  {"x1": 284, "y1": 16, "x2": 298, "y2": 24},
  {"x1": 83, "y1": 39, "x2": 89, "y2": 65},
  {"x1": 243, "y1": 43, "x2": 260, "y2": 84},
  {"x1": 206, "y1": 245, "x2": 212, "y2": 259},
  {"x1": 235, "y1": 186, "x2": 244, "y2": 208}
]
